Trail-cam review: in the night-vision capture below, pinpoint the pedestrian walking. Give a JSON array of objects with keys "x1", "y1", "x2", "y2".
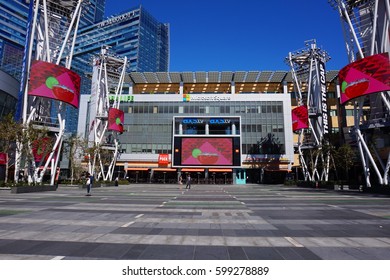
[
  {"x1": 178, "y1": 175, "x2": 183, "y2": 191},
  {"x1": 185, "y1": 174, "x2": 191, "y2": 189},
  {"x1": 115, "y1": 176, "x2": 119, "y2": 187},
  {"x1": 86, "y1": 173, "x2": 93, "y2": 196}
]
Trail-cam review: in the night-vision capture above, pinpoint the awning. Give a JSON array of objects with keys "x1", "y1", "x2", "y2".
[
  {"x1": 153, "y1": 168, "x2": 176, "y2": 172},
  {"x1": 125, "y1": 168, "x2": 149, "y2": 171},
  {"x1": 209, "y1": 168, "x2": 232, "y2": 172},
  {"x1": 181, "y1": 168, "x2": 205, "y2": 172}
]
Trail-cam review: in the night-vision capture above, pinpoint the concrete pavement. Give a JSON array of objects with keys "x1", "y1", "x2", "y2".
[{"x1": 0, "y1": 183, "x2": 389, "y2": 260}]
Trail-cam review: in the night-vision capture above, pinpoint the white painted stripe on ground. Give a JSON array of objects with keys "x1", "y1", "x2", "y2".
[
  {"x1": 121, "y1": 221, "x2": 134, "y2": 228},
  {"x1": 135, "y1": 214, "x2": 144, "y2": 219},
  {"x1": 284, "y1": 236, "x2": 304, "y2": 247},
  {"x1": 51, "y1": 256, "x2": 65, "y2": 260}
]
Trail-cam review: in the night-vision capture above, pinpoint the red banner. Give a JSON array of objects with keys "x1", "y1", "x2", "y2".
[
  {"x1": 28, "y1": 60, "x2": 81, "y2": 108},
  {"x1": 0, "y1": 153, "x2": 7, "y2": 165},
  {"x1": 292, "y1": 105, "x2": 309, "y2": 131},
  {"x1": 339, "y1": 52, "x2": 390, "y2": 104},
  {"x1": 108, "y1": 108, "x2": 124, "y2": 133}
]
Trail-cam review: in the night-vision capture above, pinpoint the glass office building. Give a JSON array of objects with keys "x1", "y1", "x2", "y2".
[
  {"x1": 0, "y1": 0, "x2": 29, "y2": 81},
  {"x1": 78, "y1": 71, "x2": 299, "y2": 184},
  {"x1": 68, "y1": 5, "x2": 169, "y2": 132},
  {"x1": 0, "y1": 0, "x2": 106, "y2": 81}
]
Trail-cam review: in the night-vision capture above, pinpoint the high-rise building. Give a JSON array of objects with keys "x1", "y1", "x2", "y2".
[
  {"x1": 0, "y1": 0, "x2": 106, "y2": 82},
  {"x1": 0, "y1": 0, "x2": 29, "y2": 81},
  {"x1": 66, "y1": 5, "x2": 169, "y2": 132}
]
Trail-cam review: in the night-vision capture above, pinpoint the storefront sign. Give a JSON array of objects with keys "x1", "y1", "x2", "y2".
[
  {"x1": 158, "y1": 154, "x2": 169, "y2": 164},
  {"x1": 109, "y1": 95, "x2": 134, "y2": 102},
  {"x1": 183, "y1": 94, "x2": 231, "y2": 102}
]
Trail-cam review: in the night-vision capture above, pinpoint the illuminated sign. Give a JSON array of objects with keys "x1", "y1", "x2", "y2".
[
  {"x1": 183, "y1": 94, "x2": 231, "y2": 102},
  {"x1": 109, "y1": 95, "x2": 134, "y2": 102},
  {"x1": 158, "y1": 154, "x2": 169, "y2": 164},
  {"x1": 108, "y1": 108, "x2": 124, "y2": 133},
  {"x1": 173, "y1": 136, "x2": 241, "y2": 167},
  {"x1": 28, "y1": 60, "x2": 81, "y2": 108},
  {"x1": 182, "y1": 118, "x2": 204, "y2": 124},
  {"x1": 291, "y1": 105, "x2": 309, "y2": 131},
  {"x1": 209, "y1": 119, "x2": 231, "y2": 124},
  {"x1": 339, "y1": 52, "x2": 390, "y2": 104}
]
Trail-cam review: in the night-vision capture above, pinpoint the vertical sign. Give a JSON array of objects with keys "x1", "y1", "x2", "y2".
[{"x1": 319, "y1": 60, "x2": 329, "y2": 135}]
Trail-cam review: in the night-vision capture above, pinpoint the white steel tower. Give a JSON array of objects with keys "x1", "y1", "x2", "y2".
[
  {"x1": 330, "y1": 0, "x2": 390, "y2": 187},
  {"x1": 287, "y1": 40, "x2": 331, "y2": 182},
  {"x1": 87, "y1": 46, "x2": 127, "y2": 181},
  {"x1": 15, "y1": 0, "x2": 85, "y2": 185}
]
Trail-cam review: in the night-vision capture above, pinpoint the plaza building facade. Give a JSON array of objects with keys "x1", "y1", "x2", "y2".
[{"x1": 78, "y1": 70, "x2": 339, "y2": 184}]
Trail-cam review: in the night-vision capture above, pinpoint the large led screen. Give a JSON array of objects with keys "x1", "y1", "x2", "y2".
[
  {"x1": 108, "y1": 108, "x2": 124, "y2": 133},
  {"x1": 292, "y1": 105, "x2": 309, "y2": 131},
  {"x1": 182, "y1": 138, "x2": 233, "y2": 165},
  {"x1": 28, "y1": 60, "x2": 81, "y2": 108},
  {"x1": 339, "y1": 52, "x2": 390, "y2": 104}
]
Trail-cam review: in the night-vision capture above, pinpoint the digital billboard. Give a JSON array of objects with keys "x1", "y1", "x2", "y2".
[
  {"x1": 339, "y1": 52, "x2": 390, "y2": 104},
  {"x1": 28, "y1": 60, "x2": 81, "y2": 108},
  {"x1": 108, "y1": 108, "x2": 124, "y2": 133},
  {"x1": 173, "y1": 137, "x2": 241, "y2": 167},
  {"x1": 292, "y1": 105, "x2": 309, "y2": 131}
]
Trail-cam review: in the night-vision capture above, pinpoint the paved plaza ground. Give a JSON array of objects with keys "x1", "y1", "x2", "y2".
[{"x1": 0, "y1": 183, "x2": 389, "y2": 260}]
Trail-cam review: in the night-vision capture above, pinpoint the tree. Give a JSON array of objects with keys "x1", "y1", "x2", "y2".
[
  {"x1": 0, "y1": 114, "x2": 24, "y2": 183},
  {"x1": 63, "y1": 135, "x2": 87, "y2": 185},
  {"x1": 334, "y1": 144, "x2": 356, "y2": 181}
]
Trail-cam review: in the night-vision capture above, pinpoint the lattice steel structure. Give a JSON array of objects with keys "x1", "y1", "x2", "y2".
[
  {"x1": 15, "y1": 0, "x2": 85, "y2": 184},
  {"x1": 286, "y1": 40, "x2": 331, "y2": 182},
  {"x1": 87, "y1": 46, "x2": 127, "y2": 181},
  {"x1": 330, "y1": 0, "x2": 390, "y2": 187}
]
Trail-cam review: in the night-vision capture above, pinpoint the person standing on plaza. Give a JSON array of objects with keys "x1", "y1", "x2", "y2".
[{"x1": 185, "y1": 174, "x2": 191, "y2": 189}]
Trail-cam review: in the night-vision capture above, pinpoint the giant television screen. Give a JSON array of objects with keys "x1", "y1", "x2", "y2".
[{"x1": 173, "y1": 137, "x2": 241, "y2": 167}]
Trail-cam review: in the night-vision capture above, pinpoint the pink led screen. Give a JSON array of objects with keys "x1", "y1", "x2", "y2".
[
  {"x1": 339, "y1": 52, "x2": 390, "y2": 104},
  {"x1": 108, "y1": 108, "x2": 124, "y2": 133},
  {"x1": 28, "y1": 60, "x2": 81, "y2": 108},
  {"x1": 292, "y1": 105, "x2": 309, "y2": 131},
  {"x1": 181, "y1": 138, "x2": 233, "y2": 166}
]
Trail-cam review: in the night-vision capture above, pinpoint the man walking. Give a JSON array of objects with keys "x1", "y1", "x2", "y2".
[
  {"x1": 86, "y1": 173, "x2": 93, "y2": 196},
  {"x1": 185, "y1": 174, "x2": 191, "y2": 189}
]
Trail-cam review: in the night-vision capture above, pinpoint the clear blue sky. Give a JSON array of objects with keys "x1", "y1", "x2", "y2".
[{"x1": 105, "y1": 0, "x2": 348, "y2": 72}]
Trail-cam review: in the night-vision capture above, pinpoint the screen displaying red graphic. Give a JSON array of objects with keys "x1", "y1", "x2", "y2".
[
  {"x1": 28, "y1": 60, "x2": 81, "y2": 108},
  {"x1": 292, "y1": 105, "x2": 309, "y2": 131},
  {"x1": 181, "y1": 138, "x2": 233, "y2": 165},
  {"x1": 32, "y1": 137, "x2": 54, "y2": 163},
  {"x1": 339, "y1": 52, "x2": 390, "y2": 104},
  {"x1": 108, "y1": 108, "x2": 124, "y2": 132}
]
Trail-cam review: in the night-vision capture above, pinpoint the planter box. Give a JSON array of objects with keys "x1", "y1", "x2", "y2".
[{"x1": 11, "y1": 185, "x2": 57, "y2": 194}]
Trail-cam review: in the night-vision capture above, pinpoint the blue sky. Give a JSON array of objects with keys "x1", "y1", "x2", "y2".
[{"x1": 105, "y1": 0, "x2": 348, "y2": 72}]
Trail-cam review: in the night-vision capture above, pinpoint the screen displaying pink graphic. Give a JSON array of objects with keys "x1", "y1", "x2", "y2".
[
  {"x1": 181, "y1": 138, "x2": 233, "y2": 165},
  {"x1": 108, "y1": 108, "x2": 124, "y2": 132},
  {"x1": 28, "y1": 60, "x2": 81, "y2": 108},
  {"x1": 292, "y1": 105, "x2": 309, "y2": 131},
  {"x1": 339, "y1": 53, "x2": 390, "y2": 104}
]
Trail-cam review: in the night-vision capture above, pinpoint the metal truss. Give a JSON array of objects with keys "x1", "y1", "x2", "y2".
[
  {"x1": 330, "y1": 0, "x2": 390, "y2": 187},
  {"x1": 287, "y1": 40, "x2": 331, "y2": 182},
  {"x1": 87, "y1": 46, "x2": 128, "y2": 181},
  {"x1": 15, "y1": 0, "x2": 84, "y2": 184}
]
